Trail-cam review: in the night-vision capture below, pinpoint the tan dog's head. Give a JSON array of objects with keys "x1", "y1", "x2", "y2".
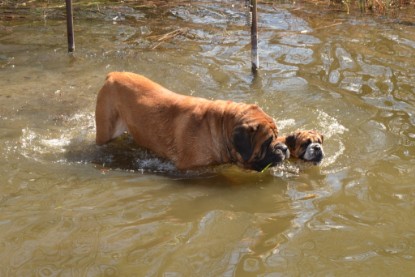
[
  {"x1": 278, "y1": 130, "x2": 324, "y2": 164},
  {"x1": 231, "y1": 105, "x2": 289, "y2": 172}
]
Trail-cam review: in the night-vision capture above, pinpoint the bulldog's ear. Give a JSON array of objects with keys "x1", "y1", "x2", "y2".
[
  {"x1": 232, "y1": 125, "x2": 255, "y2": 162},
  {"x1": 320, "y1": 134, "x2": 324, "y2": 144},
  {"x1": 285, "y1": 133, "x2": 297, "y2": 150}
]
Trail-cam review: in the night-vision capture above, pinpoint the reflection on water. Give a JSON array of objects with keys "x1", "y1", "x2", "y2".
[{"x1": 1, "y1": 0, "x2": 415, "y2": 275}]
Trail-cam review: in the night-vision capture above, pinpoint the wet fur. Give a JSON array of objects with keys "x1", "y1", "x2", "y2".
[
  {"x1": 277, "y1": 130, "x2": 324, "y2": 164},
  {"x1": 95, "y1": 72, "x2": 289, "y2": 171}
]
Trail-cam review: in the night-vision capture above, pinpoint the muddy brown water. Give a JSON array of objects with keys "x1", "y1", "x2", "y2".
[{"x1": 1, "y1": 1, "x2": 415, "y2": 276}]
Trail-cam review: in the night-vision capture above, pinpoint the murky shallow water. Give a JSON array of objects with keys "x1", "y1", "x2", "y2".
[{"x1": 1, "y1": 1, "x2": 415, "y2": 275}]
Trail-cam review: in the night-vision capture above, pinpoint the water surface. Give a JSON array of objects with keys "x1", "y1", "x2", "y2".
[{"x1": 1, "y1": 1, "x2": 415, "y2": 276}]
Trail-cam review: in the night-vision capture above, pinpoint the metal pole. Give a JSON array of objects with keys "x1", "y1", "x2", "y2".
[
  {"x1": 66, "y1": 0, "x2": 75, "y2": 52},
  {"x1": 250, "y1": 0, "x2": 259, "y2": 73}
]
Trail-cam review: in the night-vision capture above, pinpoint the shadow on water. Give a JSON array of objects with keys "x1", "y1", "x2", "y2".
[{"x1": 63, "y1": 131, "x2": 300, "y2": 185}]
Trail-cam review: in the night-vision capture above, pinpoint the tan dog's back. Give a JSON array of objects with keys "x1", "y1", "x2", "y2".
[{"x1": 96, "y1": 72, "x2": 237, "y2": 169}]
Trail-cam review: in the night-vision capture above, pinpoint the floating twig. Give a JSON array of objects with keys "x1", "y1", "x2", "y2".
[
  {"x1": 314, "y1": 22, "x2": 343, "y2": 30},
  {"x1": 149, "y1": 28, "x2": 188, "y2": 50}
]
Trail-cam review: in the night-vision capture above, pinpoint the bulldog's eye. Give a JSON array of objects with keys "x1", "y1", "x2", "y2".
[{"x1": 301, "y1": 139, "x2": 312, "y2": 148}]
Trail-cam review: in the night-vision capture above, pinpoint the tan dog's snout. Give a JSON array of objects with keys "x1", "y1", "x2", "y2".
[{"x1": 274, "y1": 142, "x2": 290, "y2": 160}]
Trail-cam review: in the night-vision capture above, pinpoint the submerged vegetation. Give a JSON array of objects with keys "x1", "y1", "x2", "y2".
[
  {"x1": 306, "y1": 0, "x2": 415, "y2": 17},
  {"x1": 1, "y1": 0, "x2": 415, "y2": 21}
]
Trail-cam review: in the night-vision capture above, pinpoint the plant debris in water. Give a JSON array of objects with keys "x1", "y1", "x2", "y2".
[{"x1": 1, "y1": 0, "x2": 415, "y2": 23}]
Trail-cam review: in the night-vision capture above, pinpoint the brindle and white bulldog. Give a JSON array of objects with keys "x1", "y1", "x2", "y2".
[
  {"x1": 95, "y1": 72, "x2": 289, "y2": 172},
  {"x1": 277, "y1": 130, "x2": 324, "y2": 164}
]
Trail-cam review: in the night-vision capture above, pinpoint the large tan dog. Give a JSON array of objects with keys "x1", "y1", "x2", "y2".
[
  {"x1": 95, "y1": 72, "x2": 289, "y2": 171},
  {"x1": 277, "y1": 130, "x2": 324, "y2": 164}
]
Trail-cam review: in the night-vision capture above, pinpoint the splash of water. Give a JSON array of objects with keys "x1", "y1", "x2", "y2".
[
  {"x1": 316, "y1": 110, "x2": 348, "y2": 138},
  {"x1": 271, "y1": 110, "x2": 348, "y2": 177},
  {"x1": 16, "y1": 112, "x2": 214, "y2": 175}
]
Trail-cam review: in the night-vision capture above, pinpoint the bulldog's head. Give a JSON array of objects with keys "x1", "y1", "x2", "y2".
[
  {"x1": 231, "y1": 105, "x2": 289, "y2": 172},
  {"x1": 278, "y1": 130, "x2": 324, "y2": 165}
]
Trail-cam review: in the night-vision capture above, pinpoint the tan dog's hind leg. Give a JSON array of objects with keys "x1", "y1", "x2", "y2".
[{"x1": 95, "y1": 87, "x2": 127, "y2": 145}]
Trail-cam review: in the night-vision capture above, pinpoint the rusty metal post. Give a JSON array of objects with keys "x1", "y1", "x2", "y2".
[
  {"x1": 250, "y1": 0, "x2": 259, "y2": 73},
  {"x1": 65, "y1": 0, "x2": 75, "y2": 52}
]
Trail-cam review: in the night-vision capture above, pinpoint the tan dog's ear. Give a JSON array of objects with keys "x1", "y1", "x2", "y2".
[{"x1": 232, "y1": 124, "x2": 256, "y2": 162}]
